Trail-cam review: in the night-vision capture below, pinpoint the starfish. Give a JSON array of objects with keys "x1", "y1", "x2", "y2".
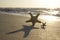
[
  {"x1": 26, "y1": 12, "x2": 42, "y2": 26},
  {"x1": 41, "y1": 22, "x2": 46, "y2": 29}
]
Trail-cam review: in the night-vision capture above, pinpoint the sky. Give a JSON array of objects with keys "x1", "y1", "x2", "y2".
[{"x1": 0, "y1": 0, "x2": 60, "y2": 8}]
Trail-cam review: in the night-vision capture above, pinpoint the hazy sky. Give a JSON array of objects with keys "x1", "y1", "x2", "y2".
[{"x1": 0, "y1": 0, "x2": 60, "y2": 8}]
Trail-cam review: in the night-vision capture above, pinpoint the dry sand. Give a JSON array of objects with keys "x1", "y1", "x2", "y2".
[{"x1": 0, "y1": 14, "x2": 60, "y2": 40}]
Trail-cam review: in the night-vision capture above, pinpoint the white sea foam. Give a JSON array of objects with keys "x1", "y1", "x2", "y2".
[{"x1": 0, "y1": 11, "x2": 60, "y2": 21}]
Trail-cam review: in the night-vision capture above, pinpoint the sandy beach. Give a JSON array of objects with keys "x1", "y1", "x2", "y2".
[{"x1": 0, "y1": 14, "x2": 60, "y2": 40}]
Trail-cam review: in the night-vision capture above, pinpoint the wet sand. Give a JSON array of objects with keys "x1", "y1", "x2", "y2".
[{"x1": 0, "y1": 14, "x2": 60, "y2": 40}]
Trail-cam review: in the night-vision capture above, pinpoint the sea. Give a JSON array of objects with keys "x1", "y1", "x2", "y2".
[{"x1": 0, "y1": 10, "x2": 60, "y2": 22}]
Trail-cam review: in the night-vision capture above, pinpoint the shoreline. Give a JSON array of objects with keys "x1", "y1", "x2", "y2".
[{"x1": 0, "y1": 13, "x2": 60, "y2": 40}]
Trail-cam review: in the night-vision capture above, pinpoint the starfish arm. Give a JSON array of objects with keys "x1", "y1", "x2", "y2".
[
  {"x1": 37, "y1": 20, "x2": 42, "y2": 23},
  {"x1": 29, "y1": 12, "x2": 33, "y2": 17},
  {"x1": 36, "y1": 13, "x2": 40, "y2": 18},
  {"x1": 31, "y1": 22, "x2": 35, "y2": 26},
  {"x1": 26, "y1": 20, "x2": 31, "y2": 23}
]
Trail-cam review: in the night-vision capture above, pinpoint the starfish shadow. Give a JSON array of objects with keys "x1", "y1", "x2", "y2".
[{"x1": 6, "y1": 25, "x2": 39, "y2": 38}]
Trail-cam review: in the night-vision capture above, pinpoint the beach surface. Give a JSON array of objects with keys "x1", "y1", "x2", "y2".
[{"x1": 0, "y1": 13, "x2": 60, "y2": 40}]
